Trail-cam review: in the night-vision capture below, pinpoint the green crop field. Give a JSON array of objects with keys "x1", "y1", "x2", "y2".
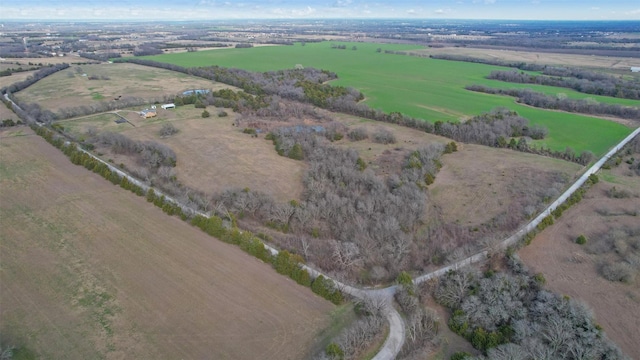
[{"x1": 144, "y1": 41, "x2": 635, "y2": 155}]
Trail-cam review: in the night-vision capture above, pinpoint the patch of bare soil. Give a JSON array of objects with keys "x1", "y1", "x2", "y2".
[
  {"x1": 0, "y1": 129, "x2": 333, "y2": 359},
  {"x1": 519, "y1": 166, "x2": 640, "y2": 359}
]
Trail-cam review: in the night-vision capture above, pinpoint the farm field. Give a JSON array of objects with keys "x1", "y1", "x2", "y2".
[
  {"x1": 0, "y1": 127, "x2": 333, "y2": 359},
  {"x1": 144, "y1": 41, "x2": 635, "y2": 155},
  {"x1": 13, "y1": 62, "x2": 235, "y2": 113},
  {"x1": 0, "y1": 103, "x2": 20, "y2": 122},
  {"x1": 519, "y1": 158, "x2": 640, "y2": 359},
  {"x1": 0, "y1": 69, "x2": 38, "y2": 89},
  {"x1": 407, "y1": 46, "x2": 640, "y2": 73}
]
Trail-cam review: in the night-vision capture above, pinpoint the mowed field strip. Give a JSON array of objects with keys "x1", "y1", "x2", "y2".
[
  {"x1": 0, "y1": 128, "x2": 333, "y2": 359},
  {"x1": 144, "y1": 41, "x2": 635, "y2": 155}
]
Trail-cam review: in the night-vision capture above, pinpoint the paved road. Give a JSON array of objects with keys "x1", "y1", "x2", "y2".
[{"x1": 75, "y1": 126, "x2": 640, "y2": 360}]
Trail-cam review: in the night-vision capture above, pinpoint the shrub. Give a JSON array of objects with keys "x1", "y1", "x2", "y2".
[
  {"x1": 599, "y1": 261, "x2": 636, "y2": 283},
  {"x1": 201, "y1": 110, "x2": 210, "y2": 118},
  {"x1": 347, "y1": 127, "x2": 368, "y2": 141},
  {"x1": 371, "y1": 128, "x2": 396, "y2": 144},
  {"x1": 218, "y1": 110, "x2": 228, "y2": 117},
  {"x1": 159, "y1": 123, "x2": 179, "y2": 137},
  {"x1": 533, "y1": 273, "x2": 546, "y2": 285},
  {"x1": 325, "y1": 343, "x2": 344, "y2": 359},
  {"x1": 450, "y1": 352, "x2": 471, "y2": 360},
  {"x1": 288, "y1": 143, "x2": 304, "y2": 160},
  {"x1": 576, "y1": 235, "x2": 587, "y2": 245},
  {"x1": 608, "y1": 186, "x2": 631, "y2": 199}
]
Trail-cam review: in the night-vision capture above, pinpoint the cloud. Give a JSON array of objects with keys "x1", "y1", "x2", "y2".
[
  {"x1": 407, "y1": 9, "x2": 416, "y2": 14},
  {"x1": 271, "y1": 5, "x2": 316, "y2": 17},
  {"x1": 590, "y1": 6, "x2": 600, "y2": 10},
  {"x1": 626, "y1": 8, "x2": 640, "y2": 15},
  {"x1": 484, "y1": 0, "x2": 496, "y2": 4},
  {"x1": 333, "y1": 0, "x2": 353, "y2": 7}
]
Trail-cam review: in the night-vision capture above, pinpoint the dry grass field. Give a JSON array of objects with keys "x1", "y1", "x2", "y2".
[
  {"x1": 59, "y1": 106, "x2": 307, "y2": 202},
  {"x1": 0, "y1": 69, "x2": 38, "y2": 89},
  {"x1": 0, "y1": 127, "x2": 333, "y2": 359},
  {"x1": 410, "y1": 47, "x2": 640, "y2": 73},
  {"x1": 0, "y1": 104, "x2": 20, "y2": 122},
  {"x1": 519, "y1": 162, "x2": 640, "y2": 358},
  {"x1": 14, "y1": 63, "x2": 234, "y2": 112},
  {"x1": 431, "y1": 145, "x2": 583, "y2": 228}
]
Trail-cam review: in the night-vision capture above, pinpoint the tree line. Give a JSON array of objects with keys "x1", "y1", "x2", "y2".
[
  {"x1": 0, "y1": 63, "x2": 69, "y2": 94},
  {"x1": 487, "y1": 70, "x2": 640, "y2": 100},
  {"x1": 466, "y1": 85, "x2": 640, "y2": 121}
]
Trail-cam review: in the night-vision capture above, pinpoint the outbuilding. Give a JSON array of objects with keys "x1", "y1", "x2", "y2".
[{"x1": 161, "y1": 103, "x2": 176, "y2": 110}]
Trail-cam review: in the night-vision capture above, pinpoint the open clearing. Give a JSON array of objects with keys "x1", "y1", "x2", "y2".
[
  {"x1": 0, "y1": 127, "x2": 333, "y2": 359},
  {"x1": 14, "y1": 62, "x2": 234, "y2": 113},
  {"x1": 145, "y1": 41, "x2": 634, "y2": 155},
  {"x1": 519, "y1": 162, "x2": 640, "y2": 359},
  {"x1": 58, "y1": 105, "x2": 307, "y2": 202},
  {"x1": 431, "y1": 144, "x2": 582, "y2": 228}
]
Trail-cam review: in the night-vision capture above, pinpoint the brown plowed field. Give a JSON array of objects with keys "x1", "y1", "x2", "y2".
[
  {"x1": 0, "y1": 127, "x2": 333, "y2": 359},
  {"x1": 519, "y1": 165, "x2": 640, "y2": 359}
]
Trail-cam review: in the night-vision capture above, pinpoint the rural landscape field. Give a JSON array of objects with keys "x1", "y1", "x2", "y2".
[
  {"x1": 1, "y1": 13, "x2": 639, "y2": 360},
  {"x1": 0, "y1": 128, "x2": 334, "y2": 359}
]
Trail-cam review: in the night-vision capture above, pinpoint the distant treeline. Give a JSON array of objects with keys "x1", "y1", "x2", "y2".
[
  {"x1": 78, "y1": 52, "x2": 122, "y2": 62},
  {"x1": 487, "y1": 69, "x2": 640, "y2": 100},
  {"x1": 466, "y1": 85, "x2": 640, "y2": 121}
]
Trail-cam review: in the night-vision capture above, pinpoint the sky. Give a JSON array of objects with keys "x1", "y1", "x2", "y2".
[{"x1": 0, "y1": 0, "x2": 639, "y2": 21}]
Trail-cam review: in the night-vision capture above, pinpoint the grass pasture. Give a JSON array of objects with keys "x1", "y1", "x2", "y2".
[
  {"x1": 58, "y1": 105, "x2": 307, "y2": 202},
  {"x1": 144, "y1": 41, "x2": 635, "y2": 155},
  {"x1": 13, "y1": 62, "x2": 235, "y2": 113},
  {"x1": 0, "y1": 128, "x2": 333, "y2": 359}
]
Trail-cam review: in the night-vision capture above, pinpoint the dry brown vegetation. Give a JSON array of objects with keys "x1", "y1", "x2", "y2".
[
  {"x1": 410, "y1": 47, "x2": 640, "y2": 73},
  {"x1": 0, "y1": 104, "x2": 20, "y2": 122},
  {"x1": 519, "y1": 151, "x2": 640, "y2": 359},
  {"x1": 431, "y1": 144, "x2": 582, "y2": 228},
  {"x1": 0, "y1": 127, "x2": 333, "y2": 359},
  {"x1": 59, "y1": 106, "x2": 307, "y2": 202},
  {"x1": 14, "y1": 62, "x2": 235, "y2": 112}
]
